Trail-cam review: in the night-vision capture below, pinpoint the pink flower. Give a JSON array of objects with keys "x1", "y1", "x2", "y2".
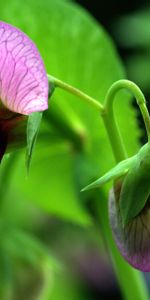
[
  {"x1": 0, "y1": 21, "x2": 48, "y2": 115},
  {"x1": 0, "y1": 21, "x2": 49, "y2": 161},
  {"x1": 109, "y1": 186, "x2": 150, "y2": 272}
]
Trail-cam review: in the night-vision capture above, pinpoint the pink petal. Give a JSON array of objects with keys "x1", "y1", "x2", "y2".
[
  {"x1": 0, "y1": 21, "x2": 48, "y2": 115},
  {"x1": 109, "y1": 188, "x2": 150, "y2": 272}
]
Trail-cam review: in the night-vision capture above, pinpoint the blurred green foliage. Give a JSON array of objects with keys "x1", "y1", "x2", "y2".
[{"x1": 113, "y1": 7, "x2": 150, "y2": 92}]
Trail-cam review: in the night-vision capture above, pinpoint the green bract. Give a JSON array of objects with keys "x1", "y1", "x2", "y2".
[
  {"x1": 83, "y1": 142, "x2": 150, "y2": 226},
  {"x1": 26, "y1": 112, "x2": 43, "y2": 173},
  {"x1": 81, "y1": 156, "x2": 135, "y2": 191},
  {"x1": 120, "y1": 143, "x2": 150, "y2": 225}
]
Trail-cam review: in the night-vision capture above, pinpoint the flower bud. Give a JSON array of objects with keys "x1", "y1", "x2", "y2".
[
  {"x1": 109, "y1": 143, "x2": 150, "y2": 271},
  {"x1": 109, "y1": 185, "x2": 150, "y2": 272},
  {"x1": 82, "y1": 141, "x2": 150, "y2": 271}
]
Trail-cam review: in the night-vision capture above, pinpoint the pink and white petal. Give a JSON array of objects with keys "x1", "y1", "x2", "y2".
[
  {"x1": 0, "y1": 21, "x2": 48, "y2": 115},
  {"x1": 109, "y1": 188, "x2": 150, "y2": 272}
]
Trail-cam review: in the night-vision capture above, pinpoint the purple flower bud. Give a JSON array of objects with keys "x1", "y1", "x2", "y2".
[
  {"x1": 0, "y1": 21, "x2": 48, "y2": 115},
  {"x1": 109, "y1": 183, "x2": 150, "y2": 272}
]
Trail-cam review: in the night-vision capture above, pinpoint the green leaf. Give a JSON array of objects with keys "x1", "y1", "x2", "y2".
[
  {"x1": 26, "y1": 112, "x2": 43, "y2": 173},
  {"x1": 9, "y1": 143, "x2": 92, "y2": 225},
  {"x1": 120, "y1": 143, "x2": 150, "y2": 225},
  {"x1": 82, "y1": 156, "x2": 135, "y2": 191}
]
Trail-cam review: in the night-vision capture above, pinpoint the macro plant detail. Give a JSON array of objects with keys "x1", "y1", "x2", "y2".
[
  {"x1": 46, "y1": 77, "x2": 150, "y2": 297},
  {"x1": 81, "y1": 81, "x2": 150, "y2": 273},
  {"x1": 0, "y1": 21, "x2": 49, "y2": 162},
  {"x1": 83, "y1": 141, "x2": 150, "y2": 271},
  {"x1": 1, "y1": 1, "x2": 150, "y2": 300},
  {"x1": 0, "y1": 21, "x2": 48, "y2": 115},
  {"x1": 109, "y1": 141, "x2": 150, "y2": 272}
]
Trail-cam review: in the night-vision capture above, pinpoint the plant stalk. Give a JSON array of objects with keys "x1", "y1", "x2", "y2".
[{"x1": 48, "y1": 74, "x2": 150, "y2": 300}]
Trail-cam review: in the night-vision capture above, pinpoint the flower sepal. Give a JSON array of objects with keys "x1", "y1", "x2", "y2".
[
  {"x1": 119, "y1": 143, "x2": 150, "y2": 226},
  {"x1": 81, "y1": 156, "x2": 135, "y2": 192},
  {"x1": 26, "y1": 111, "x2": 43, "y2": 173},
  {"x1": 109, "y1": 143, "x2": 150, "y2": 271}
]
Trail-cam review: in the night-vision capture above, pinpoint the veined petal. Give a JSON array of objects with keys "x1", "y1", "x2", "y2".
[
  {"x1": 109, "y1": 188, "x2": 150, "y2": 272},
  {"x1": 0, "y1": 21, "x2": 48, "y2": 115}
]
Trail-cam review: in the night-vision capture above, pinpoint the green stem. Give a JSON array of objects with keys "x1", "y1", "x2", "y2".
[
  {"x1": 47, "y1": 74, "x2": 104, "y2": 112},
  {"x1": 101, "y1": 109, "x2": 127, "y2": 162},
  {"x1": 48, "y1": 75, "x2": 149, "y2": 300},
  {"x1": 99, "y1": 79, "x2": 150, "y2": 299}
]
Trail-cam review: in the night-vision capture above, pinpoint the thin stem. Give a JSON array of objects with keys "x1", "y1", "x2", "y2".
[
  {"x1": 47, "y1": 75, "x2": 149, "y2": 300},
  {"x1": 101, "y1": 110, "x2": 127, "y2": 162},
  {"x1": 47, "y1": 75, "x2": 127, "y2": 161},
  {"x1": 47, "y1": 74, "x2": 104, "y2": 112},
  {"x1": 100, "y1": 79, "x2": 150, "y2": 299}
]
